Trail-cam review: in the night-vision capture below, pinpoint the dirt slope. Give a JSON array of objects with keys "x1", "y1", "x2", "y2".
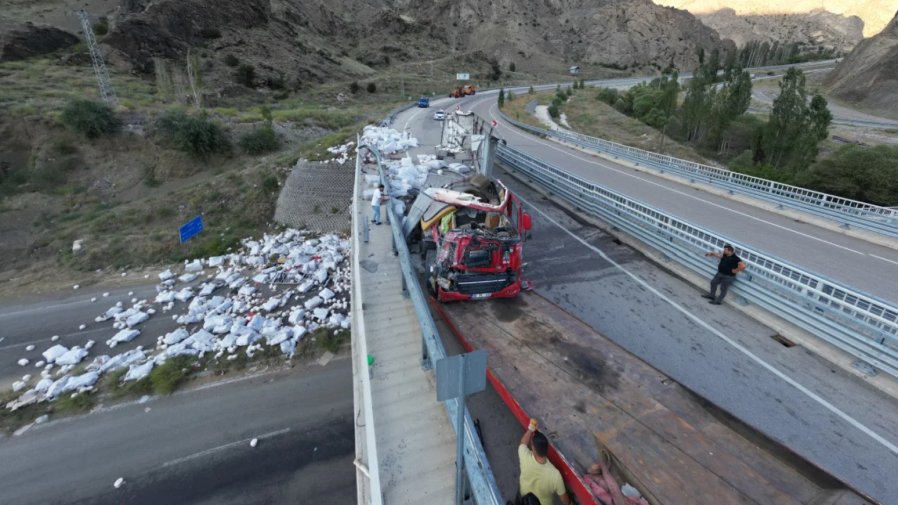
[{"x1": 825, "y1": 11, "x2": 898, "y2": 120}]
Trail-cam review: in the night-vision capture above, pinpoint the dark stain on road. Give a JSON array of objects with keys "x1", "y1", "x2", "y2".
[{"x1": 492, "y1": 298, "x2": 525, "y2": 323}]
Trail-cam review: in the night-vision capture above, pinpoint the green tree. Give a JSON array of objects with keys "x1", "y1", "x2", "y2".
[
  {"x1": 681, "y1": 64, "x2": 715, "y2": 142},
  {"x1": 707, "y1": 48, "x2": 720, "y2": 82},
  {"x1": 367, "y1": 82, "x2": 377, "y2": 93},
  {"x1": 579, "y1": 79, "x2": 585, "y2": 89},
  {"x1": 236, "y1": 64, "x2": 255, "y2": 87},
  {"x1": 658, "y1": 71, "x2": 679, "y2": 117},
  {"x1": 760, "y1": 67, "x2": 830, "y2": 170},
  {"x1": 498, "y1": 88, "x2": 505, "y2": 108},
  {"x1": 528, "y1": 86, "x2": 535, "y2": 95},
  {"x1": 799, "y1": 145, "x2": 898, "y2": 206},
  {"x1": 709, "y1": 63, "x2": 752, "y2": 149},
  {"x1": 156, "y1": 111, "x2": 228, "y2": 159},
  {"x1": 509, "y1": 62, "x2": 516, "y2": 72},
  {"x1": 61, "y1": 99, "x2": 118, "y2": 138}
]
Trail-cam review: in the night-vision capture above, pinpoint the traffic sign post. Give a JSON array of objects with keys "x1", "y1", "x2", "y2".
[
  {"x1": 179, "y1": 215, "x2": 204, "y2": 251},
  {"x1": 435, "y1": 350, "x2": 487, "y2": 505}
]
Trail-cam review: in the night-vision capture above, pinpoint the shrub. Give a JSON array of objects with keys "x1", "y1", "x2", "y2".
[
  {"x1": 509, "y1": 62, "x2": 516, "y2": 72},
  {"x1": 367, "y1": 82, "x2": 377, "y2": 93},
  {"x1": 61, "y1": 99, "x2": 117, "y2": 138},
  {"x1": 223, "y1": 54, "x2": 239, "y2": 67},
  {"x1": 236, "y1": 64, "x2": 255, "y2": 87},
  {"x1": 261, "y1": 175, "x2": 279, "y2": 192},
  {"x1": 156, "y1": 110, "x2": 228, "y2": 159},
  {"x1": 547, "y1": 103, "x2": 559, "y2": 118},
  {"x1": 556, "y1": 90, "x2": 568, "y2": 101},
  {"x1": 579, "y1": 79, "x2": 585, "y2": 89},
  {"x1": 92, "y1": 17, "x2": 108, "y2": 36},
  {"x1": 239, "y1": 125, "x2": 280, "y2": 155},
  {"x1": 349, "y1": 81, "x2": 360, "y2": 94},
  {"x1": 528, "y1": 86, "x2": 534, "y2": 95},
  {"x1": 551, "y1": 97, "x2": 563, "y2": 107},
  {"x1": 199, "y1": 27, "x2": 221, "y2": 39},
  {"x1": 799, "y1": 144, "x2": 898, "y2": 206},
  {"x1": 597, "y1": 87, "x2": 619, "y2": 105}
]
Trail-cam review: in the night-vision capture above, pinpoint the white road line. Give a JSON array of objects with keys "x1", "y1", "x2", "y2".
[
  {"x1": 484, "y1": 102, "x2": 870, "y2": 257},
  {"x1": 870, "y1": 254, "x2": 898, "y2": 267},
  {"x1": 0, "y1": 299, "x2": 90, "y2": 319},
  {"x1": 519, "y1": 192, "x2": 898, "y2": 457},
  {"x1": 0, "y1": 327, "x2": 111, "y2": 351},
  {"x1": 161, "y1": 428, "x2": 291, "y2": 467}
]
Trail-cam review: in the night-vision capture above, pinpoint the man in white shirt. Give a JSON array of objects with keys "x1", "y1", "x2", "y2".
[{"x1": 371, "y1": 183, "x2": 387, "y2": 225}]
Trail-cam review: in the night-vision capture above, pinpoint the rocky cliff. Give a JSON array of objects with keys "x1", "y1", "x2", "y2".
[
  {"x1": 825, "y1": 11, "x2": 898, "y2": 119},
  {"x1": 654, "y1": 0, "x2": 898, "y2": 40},
  {"x1": 693, "y1": 8, "x2": 863, "y2": 51}
]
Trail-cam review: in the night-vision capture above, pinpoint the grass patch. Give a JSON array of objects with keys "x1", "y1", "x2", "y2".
[
  {"x1": 53, "y1": 392, "x2": 95, "y2": 414},
  {"x1": 150, "y1": 355, "x2": 197, "y2": 395},
  {"x1": 314, "y1": 327, "x2": 349, "y2": 353}
]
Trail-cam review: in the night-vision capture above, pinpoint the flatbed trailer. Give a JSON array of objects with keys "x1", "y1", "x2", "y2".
[{"x1": 431, "y1": 293, "x2": 876, "y2": 505}]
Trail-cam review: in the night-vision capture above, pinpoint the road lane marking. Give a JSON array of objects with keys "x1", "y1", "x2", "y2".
[
  {"x1": 518, "y1": 192, "x2": 898, "y2": 457},
  {"x1": 161, "y1": 428, "x2": 291, "y2": 467},
  {"x1": 0, "y1": 327, "x2": 111, "y2": 351},
  {"x1": 483, "y1": 102, "x2": 871, "y2": 257},
  {"x1": 870, "y1": 254, "x2": 898, "y2": 267}
]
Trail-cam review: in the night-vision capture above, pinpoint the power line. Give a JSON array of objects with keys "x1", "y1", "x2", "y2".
[{"x1": 75, "y1": 10, "x2": 117, "y2": 104}]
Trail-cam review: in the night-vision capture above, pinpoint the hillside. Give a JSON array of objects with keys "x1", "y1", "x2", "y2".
[
  {"x1": 694, "y1": 8, "x2": 863, "y2": 51},
  {"x1": 825, "y1": 11, "x2": 898, "y2": 120},
  {"x1": 654, "y1": 0, "x2": 898, "y2": 42}
]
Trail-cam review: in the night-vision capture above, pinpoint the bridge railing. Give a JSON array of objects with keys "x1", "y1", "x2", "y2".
[
  {"x1": 496, "y1": 144, "x2": 898, "y2": 378},
  {"x1": 361, "y1": 142, "x2": 504, "y2": 505},
  {"x1": 496, "y1": 111, "x2": 898, "y2": 239}
]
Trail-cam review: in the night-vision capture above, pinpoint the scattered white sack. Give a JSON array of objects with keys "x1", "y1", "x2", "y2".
[
  {"x1": 163, "y1": 328, "x2": 190, "y2": 345},
  {"x1": 35, "y1": 361, "x2": 45, "y2": 368},
  {"x1": 91, "y1": 297, "x2": 97, "y2": 302},
  {"x1": 319, "y1": 288, "x2": 335, "y2": 300},
  {"x1": 12, "y1": 381, "x2": 25, "y2": 391},
  {"x1": 174, "y1": 288, "x2": 194, "y2": 302},
  {"x1": 313, "y1": 308, "x2": 329, "y2": 321},
  {"x1": 297, "y1": 281, "x2": 314, "y2": 293},
  {"x1": 108, "y1": 329, "x2": 141, "y2": 346},
  {"x1": 34, "y1": 377, "x2": 53, "y2": 392},
  {"x1": 155, "y1": 291, "x2": 176, "y2": 304},
  {"x1": 304, "y1": 297, "x2": 323, "y2": 310},
  {"x1": 42, "y1": 345, "x2": 69, "y2": 363},
  {"x1": 179, "y1": 273, "x2": 198, "y2": 283},
  {"x1": 121, "y1": 272, "x2": 127, "y2": 277},
  {"x1": 73, "y1": 284, "x2": 80, "y2": 290},
  {"x1": 66, "y1": 371, "x2": 99, "y2": 391},
  {"x1": 114, "y1": 478, "x2": 125, "y2": 489},
  {"x1": 55, "y1": 347, "x2": 89, "y2": 366},
  {"x1": 621, "y1": 484, "x2": 642, "y2": 499},
  {"x1": 35, "y1": 415, "x2": 49, "y2": 424},
  {"x1": 25, "y1": 345, "x2": 35, "y2": 351},
  {"x1": 129, "y1": 291, "x2": 134, "y2": 296},
  {"x1": 184, "y1": 260, "x2": 203, "y2": 272},
  {"x1": 125, "y1": 312, "x2": 149, "y2": 328},
  {"x1": 124, "y1": 361, "x2": 154, "y2": 381},
  {"x1": 95, "y1": 306, "x2": 123, "y2": 322},
  {"x1": 51, "y1": 335, "x2": 60, "y2": 342},
  {"x1": 103, "y1": 292, "x2": 110, "y2": 297},
  {"x1": 159, "y1": 269, "x2": 174, "y2": 281},
  {"x1": 238, "y1": 285, "x2": 256, "y2": 296},
  {"x1": 85, "y1": 340, "x2": 95, "y2": 350},
  {"x1": 261, "y1": 297, "x2": 280, "y2": 312},
  {"x1": 250, "y1": 438, "x2": 258, "y2": 448},
  {"x1": 22, "y1": 374, "x2": 31, "y2": 382},
  {"x1": 208, "y1": 256, "x2": 225, "y2": 267},
  {"x1": 78, "y1": 324, "x2": 86, "y2": 330}
]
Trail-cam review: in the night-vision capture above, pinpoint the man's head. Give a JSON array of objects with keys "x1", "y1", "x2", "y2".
[
  {"x1": 531, "y1": 431, "x2": 549, "y2": 458},
  {"x1": 521, "y1": 493, "x2": 542, "y2": 505},
  {"x1": 723, "y1": 244, "x2": 734, "y2": 256},
  {"x1": 378, "y1": 184, "x2": 385, "y2": 190}
]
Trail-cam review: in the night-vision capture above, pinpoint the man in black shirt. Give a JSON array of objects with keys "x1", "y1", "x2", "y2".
[{"x1": 702, "y1": 244, "x2": 747, "y2": 305}]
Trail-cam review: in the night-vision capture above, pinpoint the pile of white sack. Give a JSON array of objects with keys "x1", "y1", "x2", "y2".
[
  {"x1": 5, "y1": 229, "x2": 351, "y2": 413},
  {"x1": 325, "y1": 140, "x2": 355, "y2": 165},
  {"x1": 361, "y1": 125, "x2": 419, "y2": 154}
]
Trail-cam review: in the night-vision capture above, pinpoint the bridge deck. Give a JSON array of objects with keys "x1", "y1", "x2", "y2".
[{"x1": 357, "y1": 171, "x2": 456, "y2": 505}]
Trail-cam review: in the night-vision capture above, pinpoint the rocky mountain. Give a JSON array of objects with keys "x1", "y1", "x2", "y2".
[
  {"x1": 0, "y1": 0, "x2": 721, "y2": 92},
  {"x1": 825, "y1": 11, "x2": 898, "y2": 119},
  {"x1": 654, "y1": 0, "x2": 898, "y2": 45}
]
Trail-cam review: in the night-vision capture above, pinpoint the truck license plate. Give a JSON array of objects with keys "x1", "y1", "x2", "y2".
[{"x1": 471, "y1": 293, "x2": 492, "y2": 300}]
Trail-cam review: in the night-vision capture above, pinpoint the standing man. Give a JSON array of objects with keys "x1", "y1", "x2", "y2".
[
  {"x1": 702, "y1": 244, "x2": 746, "y2": 305},
  {"x1": 517, "y1": 418, "x2": 570, "y2": 505},
  {"x1": 371, "y1": 184, "x2": 387, "y2": 226}
]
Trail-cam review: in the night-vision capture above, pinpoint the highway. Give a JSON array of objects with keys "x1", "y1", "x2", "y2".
[
  {"x1": 394, "y1": 97, "x2": 898, "y2": 503},
  {"x1": 438, "y1": 92, "x2": 898, "y2": 305},
  {"x1": 752, "y1": 89, "x2": 898, "y2": 128},
  {"x1": 0, "y1": 357, "x2": 355, "y2": 505}
]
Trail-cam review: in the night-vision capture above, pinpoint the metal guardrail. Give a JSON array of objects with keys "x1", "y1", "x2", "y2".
[
  {"x1": 496, "y1": 144, "x2": 898, "y2": 378},
  {"x1": 496, "y1": 112, "x2": 898, "y2": 239},
  {"x1": 351, "y1": 141, "x2": 384, "y2": 505},
  {"x1": 362, "y1": 143, "x2": 504, "y2": 505}
]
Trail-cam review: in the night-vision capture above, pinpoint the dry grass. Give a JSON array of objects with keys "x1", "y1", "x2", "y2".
[{"x1": 560, "y1": 92, "x2": 710, "y2": 163}]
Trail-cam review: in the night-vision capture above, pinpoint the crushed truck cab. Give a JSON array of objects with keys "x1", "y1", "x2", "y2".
[{"x1": 411, "y1": 174, "x2": 532, "y2": 301}]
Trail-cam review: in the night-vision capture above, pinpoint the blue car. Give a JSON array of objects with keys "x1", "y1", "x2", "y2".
[{"x1": 417, "y1": 97, "x2": 430, "y2": 108}]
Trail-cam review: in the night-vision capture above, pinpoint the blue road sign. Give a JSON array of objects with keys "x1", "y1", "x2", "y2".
[{"x1": 179, "y1": 215, "x2": 204, "y2": 243}]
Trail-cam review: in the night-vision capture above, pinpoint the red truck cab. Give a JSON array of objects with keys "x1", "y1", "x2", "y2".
[{"x1": 418, "y1": 175, "x2": 532, "y2": 301}]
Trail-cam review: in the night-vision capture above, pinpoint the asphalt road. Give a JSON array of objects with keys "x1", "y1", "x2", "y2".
[
  {"x1": 443, "y1": 93, "x2": 898, "y2": 305},
  {"x1": 753, "y1": 89, "x2": 898, "y2": 128},
  {"x1": 396, "y1": 95, "x2": 898, "y2": 502},
  {"x1": 0, "y1": 357, "x2": 356, "y2": 505}
]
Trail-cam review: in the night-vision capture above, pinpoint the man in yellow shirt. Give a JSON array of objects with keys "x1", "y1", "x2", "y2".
[{"x1": 517, "y1": 419, "x2": 570, "y2": 505}]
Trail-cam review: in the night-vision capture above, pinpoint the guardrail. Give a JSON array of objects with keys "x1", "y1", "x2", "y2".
[
  {"x1": 496, "y1": 144, "x2": 898, "y2": 378},
  {"x1": 362, "y1": 143, "x2": 504, "y2": 505},
  {"x1": 351, "y1": 142, "x2": 384, "y2": 505},
  {"x1": 495, "y1": 111, "x2": 898, "y2": 240}
]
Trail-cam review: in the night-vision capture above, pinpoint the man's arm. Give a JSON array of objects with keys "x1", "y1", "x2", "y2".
[
  {"x1": 520, "y1": 418, "x2": 538, "y2": 447},
  {"x1": 733, "y1": 261, "x2": 747, "y2": 274},
  {"x1": 704, "y1": 252, "x2": 722, "y2": 258},
  {"x1": 559, "y1": 492, "x2": 571, "y2": 505}
]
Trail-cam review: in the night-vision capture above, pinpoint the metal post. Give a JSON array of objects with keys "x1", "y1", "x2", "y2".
[
  {"x1": 421, "y1": 336, "x2": 431, "y2": 371},
  {"x1": 455, "y1": 355, "x2": 466, "y2": 505},
  {"x1": 400, "y1": 66, "x2": 405, "y2": 98}
]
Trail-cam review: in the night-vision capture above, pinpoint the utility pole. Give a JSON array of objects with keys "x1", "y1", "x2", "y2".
[
  {"x1": 75, "y1": 10, "x2": 116, "y2": 104},
  {"x1": 400, "y1": 66, "x2": 405, "y2": 98},
  {"x1": 430, "y1": 53, "x2": 434, "y2": 78}
]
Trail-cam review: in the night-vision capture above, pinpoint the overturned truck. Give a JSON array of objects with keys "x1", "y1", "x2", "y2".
[{"x1": 405, "y1": 173, "x2": 532, "y2": 302}]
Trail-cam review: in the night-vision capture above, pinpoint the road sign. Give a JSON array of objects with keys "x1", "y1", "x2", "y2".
[
  {"x1": 179, "y1": 215, "x2": 204, "y2": 243},
  {"x1": 435, "y1": 350, "x2": 487, "y2": 401},
  {"x1": 492, "y1": 120, "x2": 498, "y2": 127},
  {"x1": 456, "y1": 73, "x2": 470, "y2": 80}
]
